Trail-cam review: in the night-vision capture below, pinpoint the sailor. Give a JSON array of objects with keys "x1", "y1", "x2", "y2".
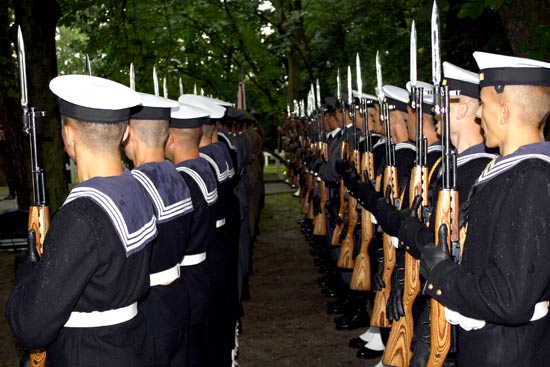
[
  {"x1": 123, "y1": 92, "x2": 195, "y2": 367},
  {"x1": 419, "y1": 51, "x2": 550, "y2": 367},
  {"x1": 7, "y1": 75, "x2": 156, "y2": 366},
  {"x1": 179, "y1": 94, "x2": 239, "y2": 367},
  {"x1": 165, "y1": 103, "x2": 218, "y2": 367}
]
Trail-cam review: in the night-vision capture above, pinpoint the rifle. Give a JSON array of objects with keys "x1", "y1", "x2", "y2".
[
  {"x1": 350, "y1": 99, "x2": 375, "y2": 290},
  {"x1": 313, "y1": 114, "x2": 328, "y2": 237},
  {"x1": 350, "y1": 54, "x2": 374, "y2": 290},
  {"x1": 337, "y1": 66, "x2": 358, "y2": 269},
  {"x1": 18, "y1": 26, "x2": 50, "y2": 367},
  {"x1": 331, "y1": 69, "x2": 349, "y2": 246},
  {"x1": 383, "y1": 21, "x2": 427, "y2": 366},
  {"x1": 371, "y1": 52, "x2": 398, "y2": 328},
  {"x1": 427, "y1": 3, "x2": 458, "y2": 365}
]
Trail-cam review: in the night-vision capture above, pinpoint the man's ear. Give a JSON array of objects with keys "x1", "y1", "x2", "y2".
[
  {"x1": 455, "y1": 102, "x2": 468, "y2": 120},
  {"x1": 62, "y1": 121, "x2": 76, "y2": 156},
  {"x1": 121, "y1": 124, "x2": 130, "y2": 144},
  {"x1": 500, "y1": 102, "x2": 510, "y2": 125}
]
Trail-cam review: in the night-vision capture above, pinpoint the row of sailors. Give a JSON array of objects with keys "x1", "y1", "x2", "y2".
[
  {"x1": 296, "y1": 51, "x2": 550, "y2": 367},
  {"x1": 6, "y1": 74, "x2": 264, "y2": 367}
]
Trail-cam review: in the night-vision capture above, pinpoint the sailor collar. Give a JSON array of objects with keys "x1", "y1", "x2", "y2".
[
  {"x1": 199, "y1": 144, "x2": 232, "y2": 183},
  {"x1": 457, "y1": 143, "x2": 497, "y2": 167},
  {"x1": 132, "y1": 160, "x2": 194, "y2": 223},
  {"x1": 63, "y1": 169, "x2": 157, "y2": 256},
  {"x1": 475, "y1": 142, "x2": 550, "y2": 185},
  {"x1": 176, "y1": 158, "x2": 219, "y2": 205},
  {"x1": 396, "y1": 141, "x2": 416, "y2": 151},
  {"x1": 372, "y1": 138, "x2": 386, "y2": 150}
]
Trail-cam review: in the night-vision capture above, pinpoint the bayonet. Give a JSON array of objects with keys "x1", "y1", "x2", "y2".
[
  {"x1": 85, "y1": 54, "x2": 92, "y2": 76},
  {"x1": 194, "y1": 83, "x2": 197, "y2": 95},
  {"x1": 376, "y1": 51, "x2": 384, "y2": 105},
  {"x1": 347, "y1": 65, "x2": 353, "y2": 107},
  {"x1": 129, "y1": 63, "x2": 135, "y2": 91},
  {"x1": 153, "y1": 66, "x2": 159, "y2": 96},
  {"x1": 356, "y1": 53, "x2": 363, "y2": 100},
  {"x1": 336, "y1": 69, "x2": 341, "y2": 103},
  {"x1": 17, "y1": 27, "x2": 27, "y2": 111},
  {"x1": 316, "y1": 79, "x2": 321, "y2": 110},
  {"x1": 410, "y1": 21, "x2": 417, "y2": 88},
  {"x1": 431, "y1": 1, "x2": 441, "y2": 88},
  {"x1": 179, "y1": 77, "x2": 183, "y2": 97},
  {"x1": 163, "y1": 77, "x2": 168, "y2": 98}
]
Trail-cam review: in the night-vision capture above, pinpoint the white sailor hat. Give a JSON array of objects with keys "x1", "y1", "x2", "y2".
[
  {"x1": 473, "y1": 51, "x2": 550, "y2": 92},
  {"x1": 382, "y1": 85, "x2": 409, "y2": 113},
  {"x1": 442, "y1": 62, "x2": 479, "y2": 99},
  {"x1": 130, "y1": 93, "x2": 179, "y2": 121},
  {"x1": 206, "y1": 96, "x2": 233, "y2": 107},
  {"x1": 170, "y1": 103, "x2": 210, "y2": 129},
  {"x1": 49, "y1": 75, "x2": 141, "y2": 123},
  {"x1": 352, "y1": 91, "x2": 378, "y2": 105},
  {"x1": 406, "y1": 81, "x2": 434, "y2": 111},
  {"x1": 178, "y1": 94, "x2": 226, "y2": 124}
]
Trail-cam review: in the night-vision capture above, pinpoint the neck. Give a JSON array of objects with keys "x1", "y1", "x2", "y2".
[
  {"x1": 452, "y1": 123, "x2": 484, "y2": 154},
  {"x1": 199, "y1": 137, "x2": 212, "y2": 148},
  {"x1": 501, "y1": 124, "x2": 544, "y2": 156},
  {"x1": 77, "y1": 150, "x2": 124, "y2": 182},
  {"x1": 172, "y1": 148, "x2": 199, "y2": 165},
  {"x1": 132, "y1": 146, "x2": 166, "y2": 167}
]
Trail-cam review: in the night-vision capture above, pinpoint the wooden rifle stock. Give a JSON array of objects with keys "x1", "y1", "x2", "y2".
[
  {"x1": 427, "y1": 189, "x2": 459, "y2": 367},
  {"x1": 313, "y1": 142, "x2": 328, "y2": 236},
  {"x1": 337, "y1": 149, "x2": 361, "y2": 269},
  {"x1": 383, "y1": 165, "x2": 428, "y2": 366},
  {"x1": 370, "y1": 166, "x2": 398, "y2": 327},
  {"x1": 330, "y1": 140, "x2": 349, "y2": 246},
  {"x1": 350, "y1": 150, "x2": 375, "y2": 290}
]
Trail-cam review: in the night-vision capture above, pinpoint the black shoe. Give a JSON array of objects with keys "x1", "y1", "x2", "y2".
[
  {"x1": 335, "y1": 309, "x2": 370, "y2": 330},
  {"x1": 327, "y1": 296, "x2": 351, "y2": 315},
  {"x1": 356, "y1": 346, "x2": 384, "y2": 359},
  {"x1": 348, "y1": 337, "x2": 367, "y2": 349}
]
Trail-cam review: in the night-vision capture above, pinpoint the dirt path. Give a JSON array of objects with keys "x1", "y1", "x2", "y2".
[{"x1": 237, "y1": 191, "x2": 376, "y2": 367}]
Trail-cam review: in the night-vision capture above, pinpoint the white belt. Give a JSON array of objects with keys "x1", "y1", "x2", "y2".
[
  {"x1": 150, "y1": 264, "x2": 180, "y2": 286},
  {"x1": 445, "y1": 301, "x2": 548, "y2": 331},
  {"x1": 216, "y1": 218, "x2": 226, "y2": 228},
  {"x1": 180, "y1": 252, "x2": 207, "y2": 267},
  {"x1": 64, "y1": 302, "x2": 138, "y2": 328}
]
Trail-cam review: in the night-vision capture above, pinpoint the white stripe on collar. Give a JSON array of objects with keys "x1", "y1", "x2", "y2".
[
  {"x1": 457, "y1": 152, "x2": 497, "y2": 167},
  {"x1": 328, "y1": 128, "x2": 341, "y2": 139},
  {"x1": 219, "y1": 132, "x2": 237, "y2": 151},
  {"x1": 395, "y1": 142, "x2": 416, "y2": 151},
  {"x1": 65, "y1": 187, "x2": 157, "y2": 255},
  {"x1": 132, "y1": 170, "x2": 194, "y2": 222},
  {"x1": 476, "y1": 153, "x2": 550, "y2": 185},
  {"x1": 176, "y1": 166, "x2": 218, "y2": 205},
  {"x1": 428, "y1": 144, "x2": 442, "y2": 153},
  {"x1": 199, "y1": 152, "x2": 230, "y2": 183}
]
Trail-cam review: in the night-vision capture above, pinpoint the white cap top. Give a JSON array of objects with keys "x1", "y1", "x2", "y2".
[
  {"x1": 442, "y1": 62, "x2": 478, "y2": 84},
  {"x1": 204, "y1": 96, "x2": 232, "y2": 107},
  {"x1": 170, "y1": 102, "x2": 210, "y2": 129},
  {"x1": 474, "y1": 51, "x2": 550, "y2": 89},
  {"x1": 49, "y1": 75, "x2": 141, "y2": 123},
  {"x1": 178, "y1": 94, "x2": 226, "y2": 119},
  {"x1": 382, "y1": 85, "x2": 409, "y2": 112},
  {"x1": 138, "y1": 93, "x2": 180, "y2": 108}
]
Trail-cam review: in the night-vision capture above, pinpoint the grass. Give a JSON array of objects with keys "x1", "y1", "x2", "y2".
[{"x1": 259, "y1": 192, "x2": 300, "y2": 233}]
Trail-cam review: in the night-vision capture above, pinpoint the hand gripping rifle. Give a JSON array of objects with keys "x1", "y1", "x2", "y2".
[
  {"x1": 18, "y1": 26, "x2": 50, "y2": 367},
  {"x1": 337, "y1": 66, "x2": 359, "y2": 269},
  {"x1": 350, "y1": 53, "x2": 374, "y2": 290},
  {"x1": 427, "y1": 3, "x2": 458, "y2": 365},
  {"x1": 330, "y1": 69, "x2": 349, "y2": 246},
  {"x1": 384, "y1": 21, "x2": 427, "y2": 366},
  {"x1": 370, "y1": 51, "x2": 397, "y2": 328}
]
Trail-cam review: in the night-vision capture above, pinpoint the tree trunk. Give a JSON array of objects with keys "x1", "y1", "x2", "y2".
[
  {"x1": 13, "y1": 0, "x2": 67, "y2": 213},
  {"x1": 499, "y1": 0, "x2": 550, "y2": 60},
  {"x1": 0, "y1": 0, "x2": 30, "y2": 210}
]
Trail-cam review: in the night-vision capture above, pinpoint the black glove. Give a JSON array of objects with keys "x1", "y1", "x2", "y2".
[
  {"x1": 398, "y1": 195, "x2": 423, "y2": 222},
  {"x1": 372, "y1": 248, "x2": 386, "y2": 291},
  {"x1": 387, "y1": 266, "x2": 405, "y2": 321},
  {"x1": 313, "y1": 195, "x2": 321, "y2": 216},
  {"x1": 420, "y1": 223, "x2": 453, "y2": 280},
  {"x1": 335, "y1": 159, "x2": 350, "y2": 176},
  {"x1": 26, "y1": 229, "x2": 40, "y2": 263},
  {"x1": 327, "y1": 197, "x2": 342, "y2": 227},
  {"x1": 410, "y1": 304, "x2": 431, "y2": 367}
]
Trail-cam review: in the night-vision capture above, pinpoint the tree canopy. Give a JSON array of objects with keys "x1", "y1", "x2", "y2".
[{"x1": 1, "y1": 0, "x2": 549, "y2": 211}]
